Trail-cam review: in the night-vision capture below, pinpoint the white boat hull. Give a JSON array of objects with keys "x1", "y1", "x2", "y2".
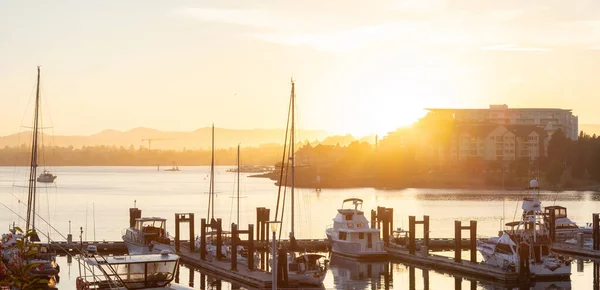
[
  {"x1": 123, "y1": 238, "x2": 175, "y2": 255},
  {"x1": 327, "y1": 228, "x2": 386, "y2": 259}
]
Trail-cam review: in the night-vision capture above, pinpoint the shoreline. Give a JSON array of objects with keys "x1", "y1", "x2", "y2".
[{"x1": 250, "y1": 173, "x2": 600, "y2": 192}]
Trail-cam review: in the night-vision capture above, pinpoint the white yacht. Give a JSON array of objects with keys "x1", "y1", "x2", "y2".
[
  {"x1": 122, "y1": 215, "x2": 174, "y2": 255},
  {"x1": 76, "y1": 251, "x2": 192, "y2": 290},
  {"x1": 326, "y1": 198, "x2": 386, "y2": 259},
  {"x1": 477, "y1": 180, "x2": 572, "y2": 278}
]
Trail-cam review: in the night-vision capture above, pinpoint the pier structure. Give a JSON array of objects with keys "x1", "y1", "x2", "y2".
[{"x1": 174, "y1": 213, "x2": 195, "y2": 253}]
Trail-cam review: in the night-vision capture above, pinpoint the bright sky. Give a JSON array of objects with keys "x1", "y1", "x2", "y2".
[{"x1": 2, "y1": 0, "x2": 600, "y2": 137}]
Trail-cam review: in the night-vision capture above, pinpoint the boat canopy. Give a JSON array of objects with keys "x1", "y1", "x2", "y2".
[{"x1": 341, "y1": 198, "x2": 363, "y2": 210}]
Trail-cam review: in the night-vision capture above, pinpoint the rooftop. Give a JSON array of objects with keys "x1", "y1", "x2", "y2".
[{"x1": 426, "y1": 105, "x2": 572, "y2": 112}]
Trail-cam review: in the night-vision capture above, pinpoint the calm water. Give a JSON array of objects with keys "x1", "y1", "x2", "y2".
[{"x1": 1, "y1": 166, "x2": 599, "y2": 289}]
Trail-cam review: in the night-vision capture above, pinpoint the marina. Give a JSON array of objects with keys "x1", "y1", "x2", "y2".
[{"x1": 2, "y1": 166, "x2": 600, "y2": 289}]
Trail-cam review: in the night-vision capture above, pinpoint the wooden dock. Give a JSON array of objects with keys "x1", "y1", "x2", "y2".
[
  {"x1": 552, "y1": 243, "x2": 600, "y2": 260},
  {"x1": 386, "y1": 244, "x2": 520, "y2": 284},
  {"x1": 42, "y1": 241, "x2": 128, "y2": 255},
  {"x1": 177, "y1": 244, "x2": 273, "y2": 289}
]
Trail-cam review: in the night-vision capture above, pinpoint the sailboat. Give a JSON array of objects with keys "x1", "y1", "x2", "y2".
[
  {"x1": 2, "y1": 66, "x2": 60, "y2": 278},
  {"x1": 273, "y1": 79, "x2": 328, "y2": 286}
]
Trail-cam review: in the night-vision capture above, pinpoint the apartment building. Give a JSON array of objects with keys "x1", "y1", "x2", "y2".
[
  {"x1": 426, "y1": 104, "x2": 578, "y2": 141},
  {"x1": 450, "y1": 124, "x2": 546, "y2": 161}
]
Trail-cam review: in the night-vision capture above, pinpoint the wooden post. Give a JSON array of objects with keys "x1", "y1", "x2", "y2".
[
  {"x1": 469, "y1": 220, "x2": 477, "y2": 263},
  {"x1": 409, "y1": 216, "x2": 416, "y2": 255},
  {"x1": 216, "y1": 218, "x2": 222, "y2": 260},
  {"x1": 409, "y1": 266, "x2": 415, "y2": 290},
  {"x1": 248, "y1": 224, "x2": 254, "y2": 271},
  {"x1": 262, "y1": 209, "x2": 270, "y2": 242},
  {"x1": 189, "y1": 213, "x2": 195, "y2": 252},
  {"x1": 592, "y1": 213, "x2": 599, "y2": 251},
  {"x1": 175, "y1": 214, "x2": 181, "y2": 253},
  {"x1": 371, "y1": 210, "x2": 376, "y2": 229},
  {"x1": 549, "y1": 210, "x2": 556, "y2": 243},
  {"x1": 424, "y1": 215, "x2": 430, "y2": 250},
  {"x1": 231, "y1": 223, "x2": 237, "y2": 271},
  {"x1": 383, "y1": 209, "x2": 390, "y2": 246},
  {"x1": 455, "y1": 220, "x2": 461, "y2": 262},
  {"x1": 256, "y1": 208, "x2": 262, "y2": 241},
  {"x1": 200, "y1": 218, "x2": 206, "y2": 260},
  {"x1": 454, "y1": 277, "x2": 462, "y2": 290},
  {"x1": 388, "y1": 208, "x2": 394, "y2": 243}
]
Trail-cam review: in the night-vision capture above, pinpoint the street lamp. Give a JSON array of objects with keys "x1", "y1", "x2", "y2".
[{"x1": 267, "y1": 221, "x2": 281, "y2": 290}]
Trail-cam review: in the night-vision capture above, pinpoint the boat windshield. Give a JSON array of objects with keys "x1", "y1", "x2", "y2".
[{"x1": 135, "y1": 220, "x2": 166, "y2": 233}]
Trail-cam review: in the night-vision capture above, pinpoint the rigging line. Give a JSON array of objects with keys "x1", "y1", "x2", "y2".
[
  {"x1": 0, "y1": 200, "x2": 105, "y2": 275},
  {"x1": 274, "y1": 92, "x2": 293, "y2": 222},
  {"x1": 11, "y1": 81, "x2": 38, "y2": 227}
]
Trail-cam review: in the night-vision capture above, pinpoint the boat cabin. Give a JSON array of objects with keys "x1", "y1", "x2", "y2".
[
  {"x1": 79, "y1": 252, "x2": 179, "y2": 289},
  {"x1": 544, "y1": 206, "x2": 568, "y2": 220},
  {"x1": 128, "y1": 217, "x2": 169, "y2": 245}
]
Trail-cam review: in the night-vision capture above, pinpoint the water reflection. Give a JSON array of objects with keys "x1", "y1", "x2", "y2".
[{"x1": 329, "y1": 255, "x2": 387, "y2": 290}]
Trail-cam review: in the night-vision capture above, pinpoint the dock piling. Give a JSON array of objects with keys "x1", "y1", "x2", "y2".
[
  {"x1": 454, "y1": 220, "x2": 477, "y2": 262},
  {"x1": 216, "y1": 218, "x2": 222, "y2": 260},
  {"x1": 200, "y1": 218, "x2": 206, "y2": 260},
  {"x1": 231, "y1": 223, "x2": 238, "y2": 271},
  {"x1": 175, "y1": 213, "x2": 195, "y2": 253},
  {"x1": 593, "y1": 213, "x2": 599, "y2": 251},
  {"x1": 548, "y1": 209, "x2": 556, "y2": 242},
  {"x1": 408, "y1": 215, "x2": 430, "y2": 255},
  {"x1": 455, "y1": 221, "x2": 461, "y2": 262}
]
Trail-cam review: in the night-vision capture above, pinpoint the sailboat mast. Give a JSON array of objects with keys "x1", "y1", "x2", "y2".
[
  {"x1": 210, "y1": 123, "x2": 215, "y2": 220},
  {"x1": 26, "y1": 66, "x2": 41, "y2": 233},
  {"x1": 290, "y1": 78, "x2": 295, "y2": 238},
  {"x1": 237, "y1": 143, "x2": 240, "y2": 226}
]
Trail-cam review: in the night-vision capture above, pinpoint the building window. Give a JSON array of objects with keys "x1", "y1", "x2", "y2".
[{"x1": 359, "y1": 232, "x2": 364, "y2": 239}]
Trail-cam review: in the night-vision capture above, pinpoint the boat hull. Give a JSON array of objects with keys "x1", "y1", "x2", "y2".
[
  {"x1": 123, "y1": 237, "x2": 175, "y2": 255},
  {"x1": 37, "y1": 176, "x2": 57, "y2": 183}
]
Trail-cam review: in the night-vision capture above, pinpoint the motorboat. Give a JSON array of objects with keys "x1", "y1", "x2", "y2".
[
  {"x1": 164, "y1": 163, "x2": 180, "y2": 172},
  {"x1": 543, "y1": 205, "x2": 593, "y2": 241},
  {"x1": 477, "y1": 180, "x2": 572, "y2": 278},
  {"x1": 37, "y1": 170, "x2": 57, "y2": 183},
  {"x1": 122, "y1": 208, "x2": 174, "y2": 255},
  {"x1": 285, "y1": 252, "x2": 328, "y2": 286},
  {"x1": 76, "y1": 250, "x2": 192, "y2": 290},
  {"x1": 326, "y1": 198, "x2": 386, "y2": 259}
]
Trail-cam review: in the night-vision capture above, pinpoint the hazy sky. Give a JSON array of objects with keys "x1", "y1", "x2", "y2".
[{"x1": 2, "y1": 0, "x2": 600, "y2": 137}]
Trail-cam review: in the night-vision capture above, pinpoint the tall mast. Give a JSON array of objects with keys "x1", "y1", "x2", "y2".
[
  {"x1": 290, "y1": 78, "x2": 296, "y2": 239},
  {"x1": 210, "y1": 123, "x2": 215, "y2": 220},
  {"x1": 237, "y1": 144, "x2": 240, "y2": 226},
  {"x1": 26, "y1": 66, "x2": 41, "y2": 238}
]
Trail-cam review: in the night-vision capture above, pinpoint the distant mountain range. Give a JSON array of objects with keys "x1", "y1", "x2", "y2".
[{"x1": 0, "y1": 127, "x2": 332, "y2": 150}]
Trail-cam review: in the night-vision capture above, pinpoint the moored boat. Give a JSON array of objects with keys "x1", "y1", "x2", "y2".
[
  {"x1": 37, "y1": 170, "x2": 57, "y2": 183},
  {"x1": 76, "y1": 250, "x2": 191, "y2": 289},
  {"x1": 326, "y1": 198, "x2": 386, "y2": 260},
  {"x1": 476, "y1": 179, "x2": 572, "y2": 279},
  {"x1": 122, "y1": 208, "x2": 174, "y2": 255}
]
